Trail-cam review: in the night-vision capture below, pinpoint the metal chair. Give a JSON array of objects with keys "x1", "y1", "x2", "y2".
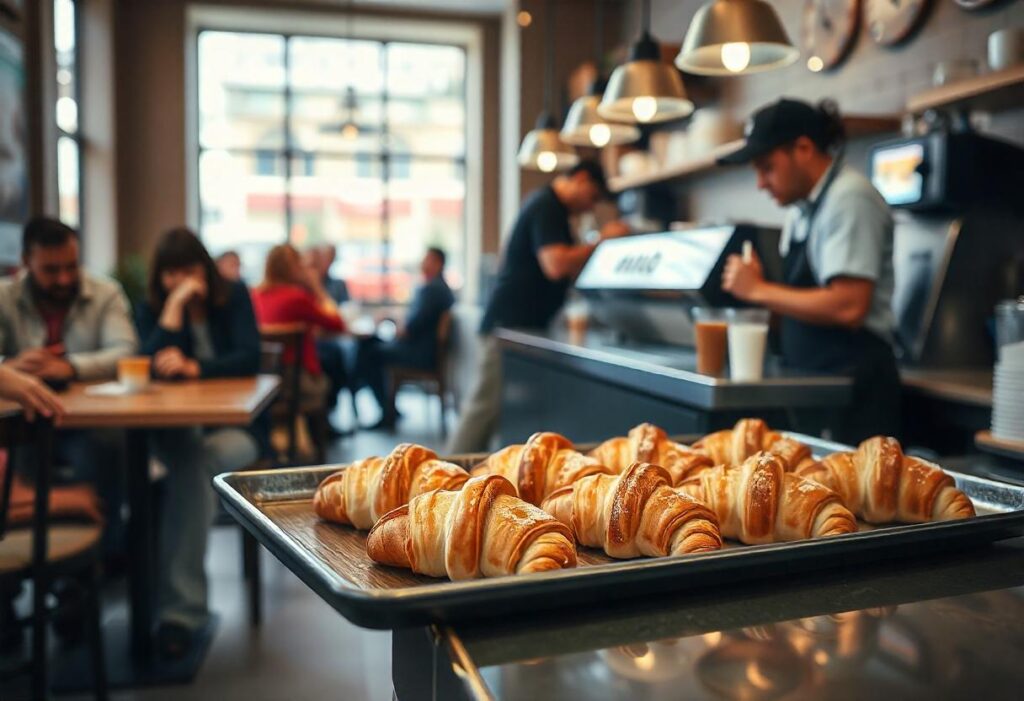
[
  {"x1": 0, "y1": 416, "x2": 108, "y2": 700},
  {"x1": 387, "y1": 310, "x2": 454, "y2": 439}
]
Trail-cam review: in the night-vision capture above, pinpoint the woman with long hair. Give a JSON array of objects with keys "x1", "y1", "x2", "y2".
[
  {"x1": 135, "y1": 227, "x2": 262, "y2": 658},
  {"x1": 250, "y1": 243, "x2": 346, "y2": 407}
]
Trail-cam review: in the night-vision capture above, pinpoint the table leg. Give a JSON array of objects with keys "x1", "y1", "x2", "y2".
[
  {"x1": 125, "y1": 428, "x2": 154, "y2": 658},
  {"x1": 32, "y1": 418, "x2": 54, "y2": 700}
]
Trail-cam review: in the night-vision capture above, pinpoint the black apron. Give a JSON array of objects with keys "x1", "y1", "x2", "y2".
[{"x1": 780, "y1": 169, "x2": 901, "y2": 444}]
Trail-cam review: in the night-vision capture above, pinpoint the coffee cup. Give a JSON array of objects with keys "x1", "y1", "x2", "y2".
[
  {"x1": 118, "y1": 356, "x2": 152, "y2": 392},
  {"x1": 565, "y1": 301, "x2": 589, "y2": 345},
  {"x1": 726, "y1": 308, "x2": 770, "y2": 382},
  {"x1": 692, "y1": 307, "x2": 728, "y2": 376},
  {"x1": 989, "y1": 28, "x2": 1024, "y2": 73}
]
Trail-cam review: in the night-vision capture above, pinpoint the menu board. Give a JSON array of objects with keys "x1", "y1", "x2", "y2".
[{"x1": 576, "y1": 227, "x2": 734, "y2": 291}]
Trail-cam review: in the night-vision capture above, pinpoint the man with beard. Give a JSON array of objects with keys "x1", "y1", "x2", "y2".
[{"x1": 0, "y1": 217, "x2": 137, "y2": 650}]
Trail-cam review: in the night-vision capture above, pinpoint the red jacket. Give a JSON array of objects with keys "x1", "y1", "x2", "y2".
[{"x1": 250, "y1": 285, "x2": 345, "y2": 375}]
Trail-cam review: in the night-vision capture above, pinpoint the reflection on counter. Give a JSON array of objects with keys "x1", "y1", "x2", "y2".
[{"x1": 478, "y1": 590, "x2": 1024, "y2": 700}]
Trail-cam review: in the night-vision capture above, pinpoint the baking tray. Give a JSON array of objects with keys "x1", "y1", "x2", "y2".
[{"x1": 213, "y1": 433, "x2": 1024, "y2": 630}]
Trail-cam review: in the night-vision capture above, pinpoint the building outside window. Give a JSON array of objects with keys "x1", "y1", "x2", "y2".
[
  {"x1": 54, "y1": 0, "x2": 82, "y2": 228},
  {"x1": 196, "y1": 30, "x2": 467, "y2": 303}
]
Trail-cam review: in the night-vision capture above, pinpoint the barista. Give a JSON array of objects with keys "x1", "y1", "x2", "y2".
[{"x1": 720, "y1": 98, "x2": 900, "y2": 443}]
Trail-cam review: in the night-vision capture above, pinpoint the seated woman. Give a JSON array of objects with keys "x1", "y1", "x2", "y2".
[
  {"x1": 250, "y1": 244, "x2": 346, "y2": 410},
  {"x1": 135, "y1": 227, "x2": 262, "y2": 658}
]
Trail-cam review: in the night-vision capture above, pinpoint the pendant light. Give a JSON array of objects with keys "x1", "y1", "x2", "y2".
[
  {"x1": 518, "y1": 0, "x2": 579, "y2": 172},
  {"x1": 340, "y1": 0, "x2": 360, "y2": 139},
  {"x1": 597, "y1": 0, "x2": 693, "y2": 125},
  {"x1": 560, "y1": 0, "x2": 641, "y2": 148},
  {"x1": 675, "y1": 0, "x2": 799, "y2": 76}
]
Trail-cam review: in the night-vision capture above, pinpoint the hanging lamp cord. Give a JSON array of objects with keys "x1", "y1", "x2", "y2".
[
  {"x1": 642, "y1": 0, "x2": 651, "y2": 35},
  {"x1": 543, "y1": 0, "x2": 554, "y2": 116}
]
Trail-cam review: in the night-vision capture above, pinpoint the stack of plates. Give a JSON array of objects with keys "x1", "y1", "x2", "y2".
[{"x1": 992, "y1": 341, "x2": 1024, "y2": 442}]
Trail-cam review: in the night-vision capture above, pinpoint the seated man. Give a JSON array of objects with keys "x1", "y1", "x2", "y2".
[
  {"x1": 0, "y1": 217, "x2": 138, "y2": 645},
  {"x1": 355, "y1": 247, "x2": 455, "y2": 430}
]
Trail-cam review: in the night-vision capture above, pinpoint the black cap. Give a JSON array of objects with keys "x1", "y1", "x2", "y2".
[
  {"x1": 718, "y1": 98, "x2": 831, "y2": 166},
  {"x1": 568, "y1": 159, "x2": 611, "y2": 199}
]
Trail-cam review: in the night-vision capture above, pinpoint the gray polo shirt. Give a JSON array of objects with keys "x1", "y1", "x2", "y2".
[
  {"x1": 779, "y1": 163, "x2": 896, "y2": 343},
  {"x1": 0, "y1": 272, "x2": 139, "y2": 380}
]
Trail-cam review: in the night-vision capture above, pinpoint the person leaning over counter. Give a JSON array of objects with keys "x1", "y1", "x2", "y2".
[
  {"x1": 720, "y1": 98, "x2": 900, "y2": 444},
  {"x1": 447, "y1": 160, "x2": 629, "y2": 454}
]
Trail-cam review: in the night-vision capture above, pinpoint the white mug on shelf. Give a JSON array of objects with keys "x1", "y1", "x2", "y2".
[{"x1": 989, "y1": 28, "x2": 1024, "y2": 73}]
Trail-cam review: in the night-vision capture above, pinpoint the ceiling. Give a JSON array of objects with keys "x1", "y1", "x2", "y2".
[{"x1": 352, "y1": 0, "x2": 509, "y2": 15}]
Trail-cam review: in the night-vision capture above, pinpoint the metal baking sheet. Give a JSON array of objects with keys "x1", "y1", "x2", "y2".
[{"x1": 213, "y1": 434, "x2": 1024, "y2": 630}]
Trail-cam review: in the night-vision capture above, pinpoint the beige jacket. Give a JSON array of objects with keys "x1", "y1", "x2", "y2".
[{"x1": 0, "y1": 272, "x2": 139, "y2": 381}]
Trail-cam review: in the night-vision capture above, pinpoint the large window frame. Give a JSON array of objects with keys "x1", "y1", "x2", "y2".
[
  {"x1": 188, "y1": 7, "x2": 484, "y2": 304},
  {"x1": 53, "y1": 0, "x2": 83, "y2": 230}
]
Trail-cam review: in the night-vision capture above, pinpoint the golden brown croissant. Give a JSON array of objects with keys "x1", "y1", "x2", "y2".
[
  {"x1": 366, "y1": 474, "x2": 578, "y2": 579},
  {"x1": 541, "y1": 461, "x2": 722, "y2": 559},
  {"x1": 692, "y1": 418, "x2": 815, "y2": 471},
  {"x1": 589, "y1": 423, "x2": 715, "y2": 484},
  {"x1": 794, "y1": 436, "x2": 975, "y2": 524},
  {"x1": 313, "y1": 443, "x2": 469, "y2": 529},
  {"x1": 471, "y1": 431, "x2": 614, "y2": 506},
  {"x1": 678, "y1": 452, "x2": 857, "y2": 544}
]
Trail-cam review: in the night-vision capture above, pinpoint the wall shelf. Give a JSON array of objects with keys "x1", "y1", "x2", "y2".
[
  {"x1": 907, "y1": 64, "x2": 1024, "y2": 115},
  {"x1": 608, "y1": 115, "x2": 902, "y2": 194}
]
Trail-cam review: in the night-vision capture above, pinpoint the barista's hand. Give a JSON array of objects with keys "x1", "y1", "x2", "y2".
[
  {"x1": 722, "y1": 251, "x2": 765, "y2": 302},
  {"x1": 599, "y1": 220, "x2": 631, "y2": 241}
]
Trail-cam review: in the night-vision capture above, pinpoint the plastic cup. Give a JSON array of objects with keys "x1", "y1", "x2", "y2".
[
  {"x1": 726, "y1": 308, "x2": 770, "y2": 382},
  {"x1": 565, "y1": 301, "x2": 589, "y2": 344},
  {"x1": 118, "y1": 356, "x2": 152, "y2": 392},
  {"x1": 692, "y1": 307, "x2": 729, "y2": 376}
]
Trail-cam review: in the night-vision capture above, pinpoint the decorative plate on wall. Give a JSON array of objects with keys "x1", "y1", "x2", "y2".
[
  {"x1": 802, "y1": 0, "x2": 861, "y2": 72},
  {"x1": 954, "y1": 0, "x2": 1000, "y2": 9},
  {"x1": 865, "y1": 0, "x2": 931, "y2": 46}
]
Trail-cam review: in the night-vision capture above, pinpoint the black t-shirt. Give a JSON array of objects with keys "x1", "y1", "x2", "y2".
[{"x1": 481, "y1": 186, "x2": 573, "y2": 333}]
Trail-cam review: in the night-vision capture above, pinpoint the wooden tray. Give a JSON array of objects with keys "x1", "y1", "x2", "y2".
[{"x1": 214, "y1": 434, "x2": 1024, "y2": 630}]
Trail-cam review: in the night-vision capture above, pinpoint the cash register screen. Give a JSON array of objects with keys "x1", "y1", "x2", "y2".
[
  {"x1": 871, "y1": 142, "x2": 925, "y2": 206},
  {"x1": 576, "y1": 227, "x2": 733, "y2": 291}
]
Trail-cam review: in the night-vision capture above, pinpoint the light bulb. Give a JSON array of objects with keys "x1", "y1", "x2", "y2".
[
  {"x1": 588, "y1": 123, "x2": 611, "y2": 147},
  {"x1": 632, "y1": 96, "x2": 658, "y2": 123},
  {"x1": 341, "y1": 122, "x2": 359, "y2": 140},
  {"x1": 721, "y1": 42, "x2": 751, "y2": 73},
  {"x1": 537, "y1": 151, "x2": 558, "y2": 172},
  {"x1": 807, "y1": 56, "x2": 824, "y2": 73}
]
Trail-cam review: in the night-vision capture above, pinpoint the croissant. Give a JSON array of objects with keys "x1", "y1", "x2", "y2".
[
  {"x1": 366, "y1": 474, "x2": 578, "y2": 579},
  {"x1": 589, "y1": 423, "x2": 715, "y2": 484},
  {"x1": 313, "y1": 443, "x2": 469, "y2": 529},
  {"x1": 678, "y1": 452, "x2": 857, "y2": 544},
  {"x1": 471, "y1": 432, "x2": 614, "y2": 506},
  {"x1": 541, "y1": 461, "x2": 722, "y2": 559},
  {"x1": 692, "y1": 418, "x2": 815, "y2": 471},
  {"x1": 794, "y1": 436, "x2": 975, "y2": 524}
]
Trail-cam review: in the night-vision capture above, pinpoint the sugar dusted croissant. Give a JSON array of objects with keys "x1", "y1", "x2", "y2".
[
  {"x1": 313, "y1": 443, "x2": 469, "y2": 529},
  {"x1": 471, "y1": 432, "x2": 614, "y2": 505},
  {"x1": 366, "y1": 474, "x2": 578, "y2": 579},
  {"x1": 794, "y1": 436, "x2": 975, "y2": 524},
  {"x1": 589, "y1": 423, "x2": 714, "y2": 484},
  {"x1": 693, "y1": 418, "x2": 815, "y2": 471},
  {"x1": 541, "y1": 462, "x2": 722, "y2": 559},
  {"x1": 678, "y1": 452, "x2": 857, "y2": 544}
]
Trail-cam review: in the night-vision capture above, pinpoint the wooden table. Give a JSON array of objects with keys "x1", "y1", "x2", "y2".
[{"x1": 51, "y1": 376, "x2": 279, "y2": 677}]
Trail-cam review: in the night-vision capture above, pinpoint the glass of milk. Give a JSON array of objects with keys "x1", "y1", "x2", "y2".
[{"x1": 726, "y1": 308, "x2": 770, "y2": 382}]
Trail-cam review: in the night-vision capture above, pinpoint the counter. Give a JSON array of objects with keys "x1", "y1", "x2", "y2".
[
  {"x1": 393, "y1": 537, "x2": 1024, "y2": 701},
  {"x1": 900, "y1": 368, "x2": 994, "y2": 454},
  {"x1": 496, "y1": 328, "x2": 853, "y2": 443}
]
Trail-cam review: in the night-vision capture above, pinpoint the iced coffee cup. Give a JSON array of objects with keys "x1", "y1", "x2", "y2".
[
  {"x1": 118, "y1": 356, "x2": 152, "y2": 393},
  {"x1": 692, "y1": 307, "x2": 728, "y2": 376},
  {"x1": 726, "y1": 308, "x2": 770, "y2": 382},
  {"x1": 565, "y1": 300, "x2": 589, "y2": 345}
]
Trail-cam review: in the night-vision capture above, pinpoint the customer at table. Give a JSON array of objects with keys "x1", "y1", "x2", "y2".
[
  {"x1": 447, "y1": 160, "x2": 629, "y2": 453},
  {"x1": 251, "y1": 244, "x2": 347, "y2": 409},
  {"x1": 719, "y1": 98, "x2": 899, "y2": 442},
  {"x1": 135, "y1": 227, "x2": 262, "y2": 658},
  {"x1": 354, "y1": 246, "x2": 455, "y2": 430},
  {"x1": 215, "y1": 249, "x2": 242, "y2": 284},
  {"x1": 0, "y1": 216, "x2": 136, "y2": 569},
  {"x1": 314, "y1": 243, "x2": 350, "y2": 304}
]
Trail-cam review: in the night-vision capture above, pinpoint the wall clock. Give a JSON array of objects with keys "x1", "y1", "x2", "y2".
[
  {"x1": 802, "y1": 0, "x2": 861, "y2": 72},
  {"x1": 865, "y1": 0, "x2": 930, "y2": 46}
]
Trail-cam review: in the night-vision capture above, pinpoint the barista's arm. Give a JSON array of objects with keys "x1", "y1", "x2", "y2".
[
  {"x1": 722, "y1": 251, "x2": 873, "y2": 329},
  {"x1": 536, "y1": 221, "x2": 631, "y2": 282}
]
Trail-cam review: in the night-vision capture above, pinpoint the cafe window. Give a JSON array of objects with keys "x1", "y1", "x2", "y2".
[
  {"x1": 196, "y1": 31, "x2": 467, "y2": 302},
  {"x1": 54, "y1": 0, "x2": 82, "y2": 229}
]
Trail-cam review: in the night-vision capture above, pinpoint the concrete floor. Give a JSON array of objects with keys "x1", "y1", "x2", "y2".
[{"x1": 3, "y1": 389, "x2": 453, "y2": 701}]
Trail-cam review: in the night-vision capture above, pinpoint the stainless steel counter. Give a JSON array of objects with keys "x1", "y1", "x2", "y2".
[
  {"x1": 398, "y1": 538, "x2": 1024, "y2": 701},
  {"x1": 496, "y1": 328, "x2": 853, "y2": 412}
]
